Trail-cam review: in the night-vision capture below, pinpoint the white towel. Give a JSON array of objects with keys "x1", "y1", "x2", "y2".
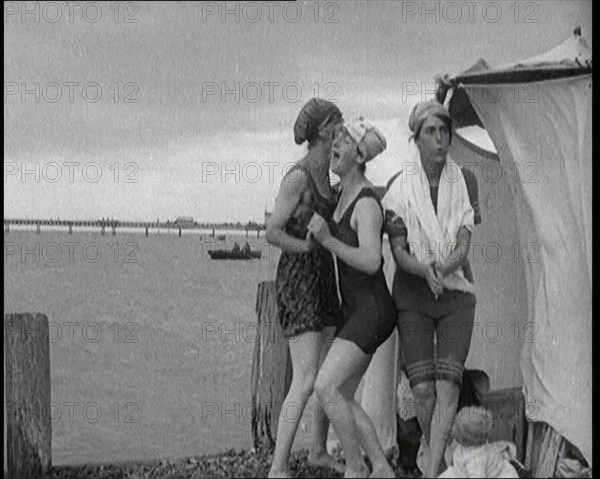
[{"x1": 382, "y1": 154, "x2": 475, "y2": 294}]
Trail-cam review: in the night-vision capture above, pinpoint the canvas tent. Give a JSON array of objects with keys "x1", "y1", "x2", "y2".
[{"x1": 437, "y1": 29, "x2": 592, "y2": 473}]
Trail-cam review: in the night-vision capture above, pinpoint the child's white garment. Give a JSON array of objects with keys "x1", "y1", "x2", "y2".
[{"x1": 439, "y1": 442, "x2": 519, "y2": 478}]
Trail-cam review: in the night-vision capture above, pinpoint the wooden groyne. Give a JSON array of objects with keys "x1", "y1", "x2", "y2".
[
  {"x1": 250, "y1": 281, "x2": 293, "y2": 449},
  {"x1": 4, "y1": 313, "x2": 52, "y2": 479}
]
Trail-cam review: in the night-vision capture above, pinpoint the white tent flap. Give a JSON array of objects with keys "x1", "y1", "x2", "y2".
[
  {"x1": 462, "y1": 74, "x2": 592, "y2": 465},
  {"x1": 449, "y1": 133, "x2": 528, "y2": 391}
]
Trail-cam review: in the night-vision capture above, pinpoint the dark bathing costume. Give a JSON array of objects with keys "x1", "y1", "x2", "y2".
[
  {"x1": 276, "y1": 164, "x2": 343, "y2": 339},
  {"x1": 330, "y1": 187, "x2": 396, "y2": 355}
]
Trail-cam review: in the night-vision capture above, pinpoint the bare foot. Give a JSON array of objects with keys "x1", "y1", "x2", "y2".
[
  {"x1": 370, "y1": 464, "x2": 396, "y2": 478},
  {"x1": 344, "y1": 465, "x2": 370, "y2": 478},
  {"x1": 268, "y1": 468, "x2": 292, "y2": 478},
  {"x1": 383, "y1": 446, "x2": 398, "y2": 463},
  {"x1": 307, "y1": 452, "x2": 345, "y2": 474}
]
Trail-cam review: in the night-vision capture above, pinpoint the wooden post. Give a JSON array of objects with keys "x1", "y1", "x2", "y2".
[
  {"x1": 4, "y1": 313, "x2": 52, "y2": 479},
  {"x1": 101, "y1": 225, "x2": 105, "y2": 236},
  {"x1": 251, "y1": 281, "x2": 292, "y2": 450},
  {"x1": 68, "y1": 224, "x2": 72, "y2": 235},
  {"x1": 36, "y1": 224, "x2": 40, "y2": 234},
  {"x1": 145, "y1": 227, "x2": 148, "y2": 237},
  {"x1": 112, "y1": 226, "x2": 116, "y2": 236},
  {"x1": 178, "y1": 228, "x2": 182, "y2": 237},
  {"x1": 524, "y1": 421, "x2": 545, "y2": 477}
]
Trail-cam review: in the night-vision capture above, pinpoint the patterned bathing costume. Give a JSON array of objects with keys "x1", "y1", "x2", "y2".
[{"x1": 276, "y1": 165, "x2": 343, "y2": 338}]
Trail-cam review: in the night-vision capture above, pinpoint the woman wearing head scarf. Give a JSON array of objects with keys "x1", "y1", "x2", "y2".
[
  {"x1": 266, "y1": 98, "x2": 345, "y2": 478},
  {"x1": 307, "y1": 118, "x2": 397, "y2": 478},
  {"x1": 382, "y1": 100, "x2": 481, "y2": 477}
]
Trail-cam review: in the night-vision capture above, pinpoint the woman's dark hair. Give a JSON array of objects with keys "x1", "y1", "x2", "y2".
[
  {"x1": 414, "y1": 113, "x2": 453, "y2": 144},
  {"x1": 294, "y1": 99, "x2": 342, "y2": 145},
  {"x1": 307, "y1": 111, "x2": 343, "y2": 146}
]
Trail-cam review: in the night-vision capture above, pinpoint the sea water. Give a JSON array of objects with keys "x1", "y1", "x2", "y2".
[{"x1": 4, "y1": 229, "x2": 318, "y2": 466}]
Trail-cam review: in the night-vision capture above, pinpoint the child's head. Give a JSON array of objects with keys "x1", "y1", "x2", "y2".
[{"x1": 452, "y1": 406, "x2": 494, "y2": 448}]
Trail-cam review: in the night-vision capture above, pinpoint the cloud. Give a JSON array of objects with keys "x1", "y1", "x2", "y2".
[{"x1": 4, "y1": 1, "x2": 591, "y2": 221}]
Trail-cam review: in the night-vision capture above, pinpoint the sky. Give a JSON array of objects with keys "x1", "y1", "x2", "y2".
[{"x1": 4, "y1": 1, "x2": 593, "y2": 223}]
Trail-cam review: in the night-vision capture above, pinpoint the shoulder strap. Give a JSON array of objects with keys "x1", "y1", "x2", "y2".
[
  {"x1": 358, "y1": 187, "x2": 384, "y2": 213},
  {"x1": 293, "y1": 164, "x2": 329, "y2": 201},
  {"x1": 344, "y1": 187, "x2": 383, "y2": 221}
]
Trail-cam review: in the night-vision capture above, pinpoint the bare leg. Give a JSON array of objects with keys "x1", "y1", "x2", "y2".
[
  {"x1": 347, "y1": 399, "x2": 395, "y2": 478},
  {"x1": 314, "y1": 339, "x2": 372, "y2": 478},
  {"x1": 268, "y1": 331, "x2": 322, "y2": 478},
  {"x1": 359, "y1": 330, "x2": 399, "y2": 462},
  {"x1": 307, "y1": 326, "x2": 344, "y2": 473},
  {"x1": 426, "y1": 380, "x2": 459, "y2": 477},
  {"x1": 411, "y1": 381, "x2": 436, "y2": 445}
]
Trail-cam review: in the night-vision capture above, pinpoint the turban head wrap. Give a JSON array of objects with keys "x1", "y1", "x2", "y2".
[
  {"x1": 345, "y1": 117, "x2": 387, "y2": 162},
  {"x1": 293, "y1": 98, "x2": 342, "y2": 145},
  {"x1": 408, "y1": 100, "x2": 451, "y2": 138}
]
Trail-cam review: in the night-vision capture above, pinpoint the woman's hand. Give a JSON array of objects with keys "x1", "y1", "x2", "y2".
[
  {"x1": 423, "y1": 259, "x2": 444, "y2": 297},
  {"x1": 434, "y1": 260, "x2": 449, "y2": 278},
  {"x1": 304, "y1": 232, "x2": 319, "y2": 252},
  {"x1": 307, "y1": 213, "x2": 332, "y2": 244},
  {"x1": 433, "y1": 227, "x2": 472, "y2": 278}
]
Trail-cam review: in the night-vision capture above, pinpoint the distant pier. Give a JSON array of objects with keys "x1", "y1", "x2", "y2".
[{"x1": 4, "y1": 218, "x2": 265, "y2": 238}]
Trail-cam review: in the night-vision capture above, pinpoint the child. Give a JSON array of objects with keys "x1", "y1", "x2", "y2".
[{"x1": 439, "y1": 406, "x2": 519, "y2": 478}]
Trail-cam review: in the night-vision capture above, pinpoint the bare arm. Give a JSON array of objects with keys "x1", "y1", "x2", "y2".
[
  {"x1": 308, "y1": 198, "x2": 382, "y2": 275},
  {"x1": 265, "y1": 169, "x2": 313, "y2": 254},
  {"x1": 389, "y1": 234, "x2": 427, "y2": 278},
  {"x1": 389, "y1": 233, "x2": 443, "y2": 296},
  {"x1": 435, "y1": 226, "x2": 472, "y2": 277}
]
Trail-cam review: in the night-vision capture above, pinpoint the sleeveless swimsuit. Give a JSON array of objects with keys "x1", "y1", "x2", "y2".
[{"x1": 330, "y1": 187, "x2": 396, "y2": 355}]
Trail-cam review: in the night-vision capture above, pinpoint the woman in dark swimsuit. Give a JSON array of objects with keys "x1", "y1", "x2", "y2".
[
  {"x1": 307, "y1": 118, "x2": 396, "y2": 478},
  {"x1": 266, "y1": 98, "x2": 345, "y2": 478}
]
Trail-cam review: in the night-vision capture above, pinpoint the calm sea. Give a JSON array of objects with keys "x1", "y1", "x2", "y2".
[{"x1": 4, "y1": 229, "x2": 318, "y2": 466}]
